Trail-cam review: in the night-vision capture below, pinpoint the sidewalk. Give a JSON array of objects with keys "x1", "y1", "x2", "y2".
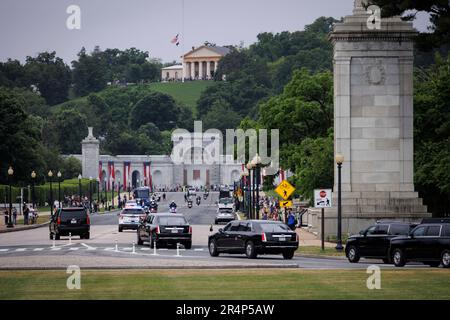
[{"x1": 296, "y1": 228, "x2": 335, "y2": 248}]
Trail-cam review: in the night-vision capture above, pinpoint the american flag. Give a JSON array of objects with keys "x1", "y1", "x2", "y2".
[{"x1": 171, "y1": 34, "x2": 180, "y2": 46}]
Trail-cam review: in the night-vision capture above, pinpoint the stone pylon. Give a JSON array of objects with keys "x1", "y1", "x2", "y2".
[
  {"x1": 313, "y1": 2, "x2": 430, "y2": 236},
  {"x1": 81, "y1": 127, "x2": 100, "y2": 179}
]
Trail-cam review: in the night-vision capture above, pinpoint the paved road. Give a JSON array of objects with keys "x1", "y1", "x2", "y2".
[{"x1": 0, "y1": 192, "x2": 428, "y2": 269}]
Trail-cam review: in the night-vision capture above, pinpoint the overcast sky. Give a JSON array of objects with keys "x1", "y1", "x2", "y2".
[{"x1": 0, "y1": 0, "x2": 430, "y2": 65}]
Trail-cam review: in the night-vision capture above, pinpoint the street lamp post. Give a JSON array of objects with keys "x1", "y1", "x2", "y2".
[
  {"x1": 252, "y1": 154, "x2": 262, "y2": 220},
  {"x1": 103, "y1": 178, "x2": 107, "y2": 210},
  {"x1": 89, "y1": 177, "x2": 93, "y2": 213},
  {"x1": 117, "y1": 178, "x2": 121, "y2": 209},
  {"x1": 246, "y1": 162, "x2": 253, "y2": 219},
  {"x1": 31, "y1": 171, "x2": 36, "y2": 209},
  {"x1": 96, "y1": 178, "x2": 100, "y2": 207},
  {"x1": 57, "y1": 171, "x2": 62, "y2": 208},
  {"x1": 335, "y1": 154, "x2": 344, "y2": 252},
  {"x1": 111, "y1": 178, "x2": 115, "y2": 209},
  {"x1": 48, "y1": 171, "x2": 54, "y2": 215},
  {"x1": 7, "y1": 167, "x2": 14, "y2": 228},
  {"x1": 78, "y1": 174, "x2": 82, "y2": 204}
]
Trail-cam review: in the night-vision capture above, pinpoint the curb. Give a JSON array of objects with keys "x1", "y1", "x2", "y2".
[
  {"x1": 295, "y1": 253, "x2": 347, "y2": 261},
  {"x1": 0, "y1": 264, "x2": 300, "y2": 271},
  {"x1": 0, "y1": 222, "x2": 50, "y2": 234}
]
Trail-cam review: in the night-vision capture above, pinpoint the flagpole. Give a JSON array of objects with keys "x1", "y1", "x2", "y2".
[{"x1": 181, "y1": 0, "x2": 185, "y2": 83}]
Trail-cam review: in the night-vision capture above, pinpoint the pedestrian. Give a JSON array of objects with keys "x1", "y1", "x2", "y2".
[
  {"x1": 23, "y1": 204, "x2": 29, "y2": 225},
  {"x1": 12, "y1": 207, "x2": 17, "y2": 225},
  {"x1": 287, "y1": 210, "x2": 296, "y2": 230}
]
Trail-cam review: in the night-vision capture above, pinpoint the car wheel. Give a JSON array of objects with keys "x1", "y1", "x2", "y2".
[
  {"x1": 209, "y1": 240, "x2": 219, "y2": 257},
  {"x1": 55, "y1": 233, "x2": 60, "y2": 240},
  {"x1": 245, "y1": 241, "x2": 257, "y2": 259},
  {"x1": 79, "y1": 234, "x2": 84, "y2": 240},
  {"x1": 347, "y1": 246, "x2": 360, "y2": 263},
  {"x1": 118, "y1": 226, "x2": 123, "y2": 232},
  {"x1": 184, "y1": 241, "x2": 192, "y2": 250},
  {"x1": 137, "y1": 233, "x2": 143, "y2": 246},
  {"x1": 282, "y1": 250, "x2": 295, "y2": 260},
  {"x1": 392, "y1": 248, "x2": 406, "y2": 267},
  {"x1": 382, "y1": 258, "x2": 391, "y2": 264},
  {"x1": 441, "y1": 250, "x2": 450, "y2": 268}
]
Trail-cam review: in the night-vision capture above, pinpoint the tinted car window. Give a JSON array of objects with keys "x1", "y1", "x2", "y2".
[
  {"x1": 412, "y1": 226, "x2": 427, "y2": 237},
  {"x1": 259, "y1": 223, "x2": 290, "y2": 233},
  {"x1": 375, "y1": 225, "x2": 389, "y2": 235},
  {"x1": 443, "y1": 225, "x2": 450, "y2": 237},
  {"x1": 60, "y1": 210, "x2": 85, "y2": 220},
  {"x1": 366, "y1": 225, "x2": 377, "y2": 235},
  {"x1": 230, "y1": 222, "x2": 240, "y2": 232},
  {"x1": 389, "y1": 224, "x2": 410, "y2": 236},
  {"x1": 426, "y1": 225, "x2": 441, "y2": 237},
  {"x1": 238, "y1": 223, "x2": 251, "y2": 232},
  {"x1": 223, "y1": 223, "x2": 232, "y2": 232},
  {"x1": 123, "y1": 209, "x2": 144, "y2": 215},
  {"x1": 156, "y1": 217, "x2": 187, "y2": 225}
]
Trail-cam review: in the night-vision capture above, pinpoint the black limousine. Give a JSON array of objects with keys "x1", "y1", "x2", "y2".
[{"x1": 208, "y1": 220, "x2": 299, "y2": 259}]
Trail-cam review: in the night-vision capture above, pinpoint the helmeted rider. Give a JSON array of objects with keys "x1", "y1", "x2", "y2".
[{"x1": 169, "y1": 201, "x2": 177, "y2": 209}]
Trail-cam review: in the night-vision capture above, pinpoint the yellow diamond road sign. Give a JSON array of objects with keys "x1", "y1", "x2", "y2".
[
  {"x1": 275, "y1": 180, "x2": 295, "y2": 200},
  {"x1": 279, "y1": 200, "x2": 293, "y2": 208}
]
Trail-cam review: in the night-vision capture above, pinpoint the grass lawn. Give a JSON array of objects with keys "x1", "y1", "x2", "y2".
[
  {"x1": 296, "y1": 246, "x2": 345, "y2": 257},
  {"x1": 0, "y1": 269, "x2": 449, "y2": 300},
  {"x1": 15, "y1": 216, "x2": 50, "y2": 225},
  {"x1": 147, "y1": 81, "x2": 213, "y2": 116}
]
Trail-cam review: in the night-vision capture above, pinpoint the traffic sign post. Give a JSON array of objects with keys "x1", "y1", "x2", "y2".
[
  {"x1": 314, "y1": 189, "x2": 332, "y2": 251},
  {"x1": 279, "y1": 200, "x2": 293, "y2": 208}
]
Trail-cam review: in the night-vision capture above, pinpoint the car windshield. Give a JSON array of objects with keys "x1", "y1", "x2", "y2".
[
  {"x1": 157, "y1": 217, "x2": 187, "y2": 225},
  {"x1": 60, "y1": 210, "x2": 85, "y2": 220},
  {"x1": 259, "y1": 223, "x2": 291, "y2": 232},
  {"x1": 219, "y1": 198, "x2": 233, "y2": 204},
  {"x1": 122, "y1": 209, "x2": 143, "y2": 215},
  {"x1": 135, "y1": 189, "x2": 150, "y2": 199}
]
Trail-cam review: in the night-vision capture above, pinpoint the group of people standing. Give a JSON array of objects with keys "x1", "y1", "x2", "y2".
[
  {"x1": 258, "y1": 196, "x2": 299, "y2": 230},
  {"x1": 2, "y1": 203, "x2": 38, "y2": 226}
]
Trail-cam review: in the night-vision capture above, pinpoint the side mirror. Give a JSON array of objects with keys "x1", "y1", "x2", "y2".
[
  {"x1": 409, "y1": 232, "x2": 414, "y2": 239},
  {"x1": 218, "y1": 228, "x2": 224, "y2": 234},
  {"x1": 359, "y1": 230, "x2": 365, "y2": 236}
]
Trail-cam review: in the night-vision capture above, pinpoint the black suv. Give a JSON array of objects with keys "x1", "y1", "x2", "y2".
[
  {"x1": 137, "y1": 213, "x2": 192, "y2": 249},
  {"x1": 389, "y1": 218, "x2": 450, "y2": 268},
  {"x1": 49, "y1": 207, "x2": 90, "y2": 240},
  {"x1": 345, "y1": 221, "x2": 416, "y2": 263},
  {"x1": 208, "y1": 220, "x2": 299, "y2": 259}
]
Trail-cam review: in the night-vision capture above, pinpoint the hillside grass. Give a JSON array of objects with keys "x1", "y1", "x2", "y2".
[{"x1": 52, "y1": 81, "x2": 213, "y2": 117}]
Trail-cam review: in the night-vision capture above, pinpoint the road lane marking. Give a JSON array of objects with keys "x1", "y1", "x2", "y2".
[
  {"x1": 140, "y1": 248, "x2": 150, "y2": 251},
  {"x1": 194, "y1": 249, "x2": 204, "y2": 251},
  {"x1": 0, "y1": 249, "x2": 9, "y2": 252},
  {"x1": 15, "y1": 248, "x2": 26, "y2": 252},
  {"x1": 33, "y1": 248, "x2": 44, "y2": 251},
  {"x1": 69, "y1": 248, "x2": 79, "y2": 251},
  {"x1": 51, "y1": 247, "x2": 61, "y2": 251},
  {"x1": 81, "y1": 243, "x2": 96, "y2": 250}
]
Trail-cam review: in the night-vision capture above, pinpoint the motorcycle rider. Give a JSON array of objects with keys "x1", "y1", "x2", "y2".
[{"x1": 169, "y1": 201, "x2": 177, "y2": 212}]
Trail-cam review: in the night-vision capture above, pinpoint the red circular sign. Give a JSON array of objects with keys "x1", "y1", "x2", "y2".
[{"x1": 320, "y1": 190, "x2": 327, "y2": 198}]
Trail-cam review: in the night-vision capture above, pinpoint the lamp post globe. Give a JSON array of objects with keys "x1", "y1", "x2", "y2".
[
  {"x1": 48, "y1": 170, "x2": 54, "y2": 215},
  {"x1": 335, "y1": 154, "x2": 344, "y2": 252},
  {"x1": 31, "y1": 171, "x2": 36, "y2": 209},
  {"x1": 57, "y1": 171, "x2": 62, "y2": 208},
  {"x1": 7, "y1": 167, "x2": 14, "y2": 228}
]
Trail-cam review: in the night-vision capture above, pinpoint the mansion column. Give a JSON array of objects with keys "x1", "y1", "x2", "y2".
[
  {"x1": 206, "y1": 61, "x2": 211, "y2": 80},
  {"x1": 190, "y1": 62, "x2": 195, "y2": 80},
  {"x1": 199, "y1": 61, "x2": 204, "y2": 80}
]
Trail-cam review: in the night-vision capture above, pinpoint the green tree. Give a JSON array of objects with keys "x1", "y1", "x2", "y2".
[
  {"x1": 202, "y1": 99, "x2": 242, "y2": 132},
  {"x1": 72, "y1": 47, "x2": 109, "y2": 96},
  {"x1": 129, "y1": 92, "x2": 178, "y2": 131},
  {"x1": 24, "y1": 52, "x2": 71, "y2": 105}
]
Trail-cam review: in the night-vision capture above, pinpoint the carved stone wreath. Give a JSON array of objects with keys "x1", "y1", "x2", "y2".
[{"x1": 365, "y1": 63, "x2": 386, "y2": 85}]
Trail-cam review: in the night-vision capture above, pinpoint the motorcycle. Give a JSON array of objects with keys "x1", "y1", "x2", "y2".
[
  {"x1": 150, "y1": 207, "x2": 157, "y2": 214},
  {"x1": 203, "y1": 193, "x2": 208, "y2": 200},
  {"x1": 196, "y1": 198, "x2": 201, "y2": 206},
  {"x1": 187, "y1": 200, "x2": 193, "y2": 209},
  {"x1": 169, "y1": 207, "x2": 177, "y2": 213}
]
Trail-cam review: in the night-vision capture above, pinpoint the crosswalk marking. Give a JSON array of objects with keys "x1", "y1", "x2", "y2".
[
  {"x1": 15, "y1": 248, "x2": 26, "y2": 252},
  {"x1": 0, "y1": 249, "x2": 9, "y2": 252},
  {"x1": 51, "y1": 247, "x2": 61, "y2": 251},
  {"x1": 140, "y1": 248, "x2": 150, "y2": 251},
  {"x1": 69, "y1": 248, "x2": 79, "y2": 251},
  {"x1": 194, "y1": 248, "x2": 204, "y2": 251},
  {"x1": 33, "y1": 248, "x2": 44, "y2": 251}
]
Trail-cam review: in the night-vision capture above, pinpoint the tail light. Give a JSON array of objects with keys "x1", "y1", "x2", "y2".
[
  {"x1": 57, "y1": 217, "x2": 61, "y2": 225},
  {"x1": 261, "y1": 233, "x2": 267, "y2": 242},
  {"x1": 188, "y1": 226, "x2": 192, "y2": 234},
  {"x1": 156, "y1": 226, "x2": 160, "y2": 234},
  {"x1": 86, "y1": 215, "x2": 90, "y2": 225}
]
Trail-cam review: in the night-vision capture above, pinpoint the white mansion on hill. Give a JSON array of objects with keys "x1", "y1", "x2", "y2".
[{"x1": 161, "y1": 45, "x2": 230, "y2": 81}]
